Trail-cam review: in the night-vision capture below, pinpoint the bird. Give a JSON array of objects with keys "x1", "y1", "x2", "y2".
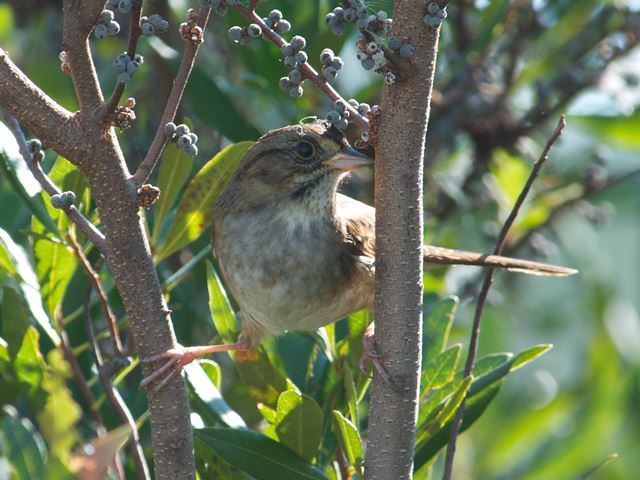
[{"x1": 141, "y1": 121, "x2": 576, "y2": 391}]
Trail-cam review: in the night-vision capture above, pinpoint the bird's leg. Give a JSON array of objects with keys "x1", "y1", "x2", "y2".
[
  {"x1": 140, "y1": 338, "x2": 250, "y2": 392},
  {"x1": 359, "y1": 323, "x2": 393, "y2": 385}
]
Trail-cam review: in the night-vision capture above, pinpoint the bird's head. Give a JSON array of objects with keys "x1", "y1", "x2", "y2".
[{"x1": 217, "y1": 121, "x2": 371, "y2": 213}]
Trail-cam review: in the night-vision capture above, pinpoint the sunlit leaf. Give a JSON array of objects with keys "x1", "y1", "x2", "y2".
[
  {"x1": 420, "y1": 344, "x2": 462, "y2": 398},
  {"x1": 275, "y1": 390, "x2": 323, "y2": 462},
  {"x1": 155, "y1": 141, "x2": 253, "y2": 261},
  {"x1": 423, "y1": 296, "x2": 458, "y2": 364},
  {"x1": 152, "y1": 142, "x2": 194, "y2": 244},
  {"x1": 206, "y1": 260, "x2": 237, "y2": 343},
  {"x1": 195, "y1": 428, "x2": 329, "y2": 480},
  {"x1": 235, "y1": 348, "x2": 288, "y2": 408},
  {"x1": 14, "y1": 326, "x2": 45, "y2": 396},
  {"x1": 332, "y1": 410, "x2": 363, "y2": 470},
  {"x1": 1, "y1": 286, "x2": 29, "y2": 360}
]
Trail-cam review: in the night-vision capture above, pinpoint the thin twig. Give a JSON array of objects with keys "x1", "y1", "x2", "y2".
[
  {"x1": 442, "y1": 116, "x2": 566, "y2": 480},
  {"x1": 231, "y1": 5, "x2": 369, "y2": 130},
  {"x1": 3, "y1": 114, "x2": 107, "y2": 253},
  {"x1": 103, "y1": 0, "x2": 144, "y2": 119},
  {"x1": 131, "y1": 6, "x2": 212, "y2": 187},
  {"x1": 68, "y1": 234, "x2": 125, "y2": 356},
  {"x1": 83, "y1": 286, "x2": 150, "y2": 480}
]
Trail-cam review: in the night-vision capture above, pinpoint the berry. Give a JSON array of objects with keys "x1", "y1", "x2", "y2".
[
  {"x1": 357, "y1": 103, "x2": 371, "y2": 115},
  {"x1": 281, "y1": 43, "x2": 294, "y2": 56},
  {"x1": 428, "y1": 16, "x2": 441, "y2": 27},
  {"x1": 177, "y1": 135, "x2": 192, "y2": 148},
  {"x1": 126, "y1": 60, "x2": 139, "y2": 74},
  {"x1": 247, "y1": 23, "x2": 262, "y2": 37},
  {"x1": 376, "y1": 10, "x2": 388, "y2": 21},
  {"x1": 427, "y1": 2, "x2": 440, "y2": 15},
  {"x1": 268, "y1": 9, "x2": 283, "y2": 22},
  {"x1": 99, "y1": 10, "x2": 114, "y2": 23},
  {"x1": 113, "y1": 57, "x2": 127, "y2": 72},
  {"x1": 326, "y1": 110, "x2": 341, "y2": 124},
  {"x1": 50, "y1": 194, "x2": 62, "y2": 209},
  {"x1": 279, "y1": 77, "x2": 292, "y2": 91},
  {"x1": 334, "y1": 100, "x2": 347, "y2": 113},
  {"x1": 388, "y1": 36, "x2": 402, "y2": 50},
  {"x1": 323, "y1": 65, "x2": 338, "y2": 80},
  {"x1": 331, "y1": 57, "x2": 344, "y2": 70},
  {"x1": 188, "y1": 133, "x2": 198, "y2": 144},
  {"x1": 149, "y1": 14, "x2": 169, "y2": 32},
  {"x1": 118, "y1": 0, "x2": 132, "y2": 13},
  {"x1": 333, "y1": 7, "x2": 345, "y2": 18},
  {"x1": 289, "y1": 85, "x2": 303, "y2": 98},
  {"x1": 284, "y1": 55, "x2": 297, "y2": 68},
  {"x1": 141, "y1": 22, "x2": 155, "y2": 36},
  {"x1": 344, "y1": 8, "x2": 356, "y2": 21},
  {"x1": 294, "y1": 51, "x2": 308, "y2": 64},
  {"x1": 228, "y1": 26, "x2": 243, "y2": 42},
  {"x1": 325, "y1": 13, "x2": 338, "y2": 27},
  {"x1": 60, "y1": 191, "x2": 76, "y2": 208},
  {"x1": 94, "y1": 24, "x2": 108, "y2": 39},
  {"x1": 107, "y1": 21, "x2": 120, "y2": 34},
  {"x1": 348, "y1": 98, "x2": 359, "y2": 108},
  {"x1": 320, "y1": 48, "x2": 334, "y2": 65},
  {"x1": 184, "y1": 144, "x2": 198, "y2": 157},
  {"x1": 275, "y1": 20, "x2": 291, "y2": 33},
  {"x1": 399, "y1": 43, "x2": 415, "y2": 58},
  {"x1": 175, "y1": 124, "x2": 190, "y2": 136},
  {"x1": 336, "y1": 118, "x2": 349, "y2": 130},
  {"x1": 164, "y1": 122, "x2": 177, "y2": 136},
  {"x1": 289, "y1": 69, "x2": 302, "y2": 83},
  {"x1": 361, "y1": 57, "x2": 375, "y2": 70},
  {"x1": 290, "y1": 35, "x2": 306, "y2": 51},
  {"x1": 28, "y1": 139, "x2": 42, "y2": 153}
]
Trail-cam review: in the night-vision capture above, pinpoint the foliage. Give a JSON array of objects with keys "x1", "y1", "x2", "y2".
[{"x1": 0, "y1": 1, "x2": 639, "y2": 479}]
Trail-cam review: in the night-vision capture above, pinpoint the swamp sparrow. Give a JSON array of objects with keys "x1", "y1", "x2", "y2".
[{"x1": 142, "y1": 121, "x2": 576, "y2": 390}]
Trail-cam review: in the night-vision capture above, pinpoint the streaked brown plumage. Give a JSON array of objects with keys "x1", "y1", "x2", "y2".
[{"x1": 141, "y1": 121, "x2": 576, "y2": 391}]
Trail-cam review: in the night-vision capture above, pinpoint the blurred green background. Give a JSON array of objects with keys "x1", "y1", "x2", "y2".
[{"x1": 1, "y1": 0, "x2": 639, "y2": 478}]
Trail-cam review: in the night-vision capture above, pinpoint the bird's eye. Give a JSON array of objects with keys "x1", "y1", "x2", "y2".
[{"x1": 293, "y1": 141, "x2": 315, "y2": 160}]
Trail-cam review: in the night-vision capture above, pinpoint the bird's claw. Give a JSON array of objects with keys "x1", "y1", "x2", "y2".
[{"x1": 140, "y1": 346, "x2": 197, "y2": 393}]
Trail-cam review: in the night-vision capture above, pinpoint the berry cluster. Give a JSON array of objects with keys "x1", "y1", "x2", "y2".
[
  {"x1": 281, "y1": 36, "x2": 308, "y2": 68},
  {"x1": 94, "y1": 9, "x2": 120, "y2": 39},
  {"x1": 356, "y1": 40, "x2": 384, "y2": 71},
  {"x1": 112, "y1": 52, "x2": 144, "y2": 85},
  {"x1": 105, "y1": 0, "x2": 132, "y2": 14},
  {"x1": 279, "y1": 68, "x2": 304, "y2": 98},
  {"x1": 115, "y1": 97, "x2": 136, "y2": 129},
  {"x1": 261, "y1": 9, "x2": 291, "y2": 35},
  {"x1": 319, "y1": 48, "x2": 344, "y2": 82},
  {"x1": 164, "y1": 123, "x2": 199, "y2": 157},
  {"x1": 424, "y1": 1, "x2": 447, "y2": 28},
  {"x1": 50, "y1": 191, "x2": 76, "y2": 209},
  {"x1": 140, "y1": 14, "x2": 169, "y2": 36},
  {"x1": 180, "y1": 9, "x2": 204, "y2": 43},
  {"x1": 325, "y1": 99, "x2": 362, "y2": 131},
  {"x1": 228, "y1": 24, "x2": 262, "y2": 46},
  {"x1": 388, "y1": 36, "x2": 415, "y2": 58},
  {"x1": 326, "y1": 3, "x2": 392, "y2": 35}
]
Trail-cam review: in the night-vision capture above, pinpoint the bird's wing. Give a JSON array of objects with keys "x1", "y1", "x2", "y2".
[{"x1": 336, "y1": 193, "x2": 376, "y2": 262}]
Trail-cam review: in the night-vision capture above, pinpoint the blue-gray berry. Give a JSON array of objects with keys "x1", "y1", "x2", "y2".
[
  {"x1": 323, "y1": 65, "x2": 338, "y2": 80},
  {"x1": 388, "y1": 36, "x2": 401, "y2": 50},
  {"x1": 57, "y1": 191, "x2": 76, "y2": 208},
  {"x1": 188, "y1": 132, "x2": 198, "y2": 144},
  {"x1": 118, "y1": 0, "x2": 132, "y2": 13},
  {"x1": 361, "y1": 57, "x2": 375, "y2": 70},
  {"x1": 377, "y1": 10, "x2": 388, "y2": 21},
  {"x1": 279, "y1": 77, "x2": 292, "y2": 91},
  {"x1": 428, "y1": 16, "x2": 442, "y2": 27},
  {"x1": 126, "y1": 60, "x2": 139, "y2": 74},
  {"x1": 100, "y1": 10, "x2": 114, "y2": 23},
  {"x1": 290, "y1": 35, "x2": 306, "y2": 51},
  {"x1": 427, "y1": 2, "x2": 440, "y2": 15},
  {"x1": 289, "y1": 85, "x2": 303, "y2": 98},
  {"x1": 281, "y1": 43, "x2": 294, "y2": 56},
  {"x1": 268, "y1": 9, "x2": 283, "y2": 22},
  {"x1": 344, "y1": 8, "x2": 356, "y2": 21},
  {"x1": 275, "y1": 19, "x2": 291, "y2": 33},
  {"x1": 284, "y1": 55, "x2": 297, "y2": 68},
  {"x1": 294, "y1": 51, "x2": 308, "y2": 64},
  {"x1": 326, "y1": 110, "x2": 341, "y2": 124},
  {"x1": 336, "y1": 118, "x2": 349, "y2": 130},
  {"x1": 175, "y1": 124, "x2": 190, "y2": 136},
  {"x1": 229, "y1": 26, "x2": 243, "y2": 42},
  {"x1": 164, "y1": 122, "x2": 177, "y2": 136},
  {"x1": 357, "y1": 103, "x2": 371, "y2": 115},
  {"x1": 94, "y1": 24, "x2": 108, "y2": 39},
  {"x1": 334, "y1": 100, "x2": 347, "y2": 113},
  {"x1": 107, "y1": 21, "x2": 120, "y2": 34},
  {"x1": 320, "y1": 48, "x2": 334, "y2": 65},
  {"x1": 331, "y1": 57, "x2": 344, "y2": 70},
  {"x1": 185, "y1": 144, "x2": 198, "y2": 157},
  {"x1": 325, "y1": 13, "x2": 338, "y2": 27},
  {"x1": 289, "y1": 69, "x2": 302, "y2": 83},
  {"x1": 399, "y1": 43, "x2": 415, "y2": 58},
  {"x1": 141, "y1": 22, "x2": 155, "y2": 36},
  {"x1": 247, "y1": 24, "x2": 262, "y2": 37},
  {"x1": 333, "y1": 7, "x2": 344, "y2": 18},
  {"x1": 50, "y1": 194, "x2": 62, "y2": 209},
  {"x1": 113, "y1": 57, "x2": 127, "y2": 72},
  {"x1": 348, "y1": 98, "x2": 359, "y2": 108},
  {"x1": 177, "y1": 135, "x2": 192, "y2": 148}
]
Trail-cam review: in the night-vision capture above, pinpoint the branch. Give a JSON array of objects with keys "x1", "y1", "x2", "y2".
[
  {"x1": 3, "y1": 114, "x2": 108, "y2": 254},
  {"x1": 83, "y1": 283, "x2": 150, "y2": 480},
  {"x1": 131, "y1": 6, "x2": 212, "y2": 187},
  {"x1": 442, "y1": 115, "x2": 566, "y2": 480},
  {"x1": 365, "y1": 1, "x2": 443, "y2": 478},
  {"x1": 103, "y1": 0, "x2": 144, "y2": 118},
  {"x1": 229, "y1": 4, "x2": 369, "y2": 130},
  {"x1": 62, "y1": 0, "x2": 105, "y2": 111}
]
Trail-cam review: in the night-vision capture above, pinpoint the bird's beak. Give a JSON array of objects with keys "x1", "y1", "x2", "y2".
[{"x1": 324, "y1": 147, "x2": 373, "y2": 171}]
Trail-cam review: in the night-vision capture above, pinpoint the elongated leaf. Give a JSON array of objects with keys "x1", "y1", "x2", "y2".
[
  {"x1": 332, "y1": 410, "x2": 363, "y2": 469},
  {"x1": 511, "y1": 344, "x2": 553, "y2": 372},
  {"x1": 235, "y1": 348, "x2": 288, "y2": 408},
  {"x1": 152, "y1": 142, "x2": 194, "y2": 243},
  {"x1": 195, "y1": 428, "x2": 329, "y2": 480},
  {"x1": 0, "y1": 406, "x2": 47, "y2": 480},
  {"x1": 14, "y1": 327, "x2": 46, "y2": 398},
  {"x1": 206, "y1": 260, "x2": 237, "y2": 343},
  {"x1": 418, "y1": 376, "x2": 472, "y2": 444},
  {"x1": 275, "y1": 391, "x2": 323, "y2": 462},
  {"x1": 420, "y1": 344, "x2": 462, "y2": 398},
  {"x1": 155, "y1": 142, "x2": 253, "y2": 261},
  {"x1": 423, "y1": 296, "x2": 458, "y2": 364},
  {"x1": 0, "y1": 240, "x2": 17, "y2": 276},
  {"x1": 1, "y1": 287, "x2": 29, "y2": 359},
  {"x1": 186, "y1": 363, "x2": 246, "y2": 429},
  {"x1": 0, "y1": 228, "x2": 58, "y2": 345}
]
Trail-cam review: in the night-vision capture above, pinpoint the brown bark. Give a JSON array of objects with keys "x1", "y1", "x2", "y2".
[{"x1": 365, "y1": 1, "x2": 443, "y2": 478}]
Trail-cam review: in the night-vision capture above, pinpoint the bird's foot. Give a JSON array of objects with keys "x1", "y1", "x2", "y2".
[
  {"x1": 359, "y1": 323, "x2": 395, "y2": 388},
  {"x1": 140, "y1": 340, "x2": 248, "y2": 393}
]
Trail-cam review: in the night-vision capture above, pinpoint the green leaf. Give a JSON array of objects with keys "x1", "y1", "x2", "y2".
[
  {"x1": 152, "y1": 142, "x2": 194, "y2": 244},
  {"x1": 572, "y1": 112, "x2": 640, "y2": 150},
  {"x1": 275, "y1": 390, "x2": 323, "y2": 462},
  {"x1": 1, "y1": 286, "x2": 30, "y2": 359},
  {"x1": 235, "y1": 348, "x2": 288, "y2": 408},
  {"x1": 423, "y1": 296, "x2": 458, "y2": 364},
  {"x1": 155, "y1": 141, "x2": 253, "y2": 261},
  {"x1": 206, "y1": 260, "x2": 237, "y2": 343},
  {"x1": 0, "y1": 239, "x2": 17, "y2": 276},
  {"x1": 0, "y1": 406, "x2": 47, "y2": 480},
  {"x1": 195, "y1": 428, "x2": 329, "y2": 480},
  {"x1": 420, "y1": 344, "x2": 462, "y2": 398},
  {"x1": 510, "y1": 344, "x2": 553, "y2": 372},
  {"x1": 343, "y1": 364, "x2": 359, "y2": 425},
  {"x1": 332, "y1": 410, "x2": 363, "y2": 469},
  {"x1": 418, "y1": 376, "x2": 472, "y2": 444},
  {"x1": 14, "y1": 326, "x2": 46, "y2": 395}
]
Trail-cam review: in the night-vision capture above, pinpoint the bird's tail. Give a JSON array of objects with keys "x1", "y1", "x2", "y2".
[{"x1": 423, "y1": 245, "x2": 577, "y2": 277}]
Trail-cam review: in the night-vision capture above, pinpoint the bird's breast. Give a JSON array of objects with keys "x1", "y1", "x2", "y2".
[{"x1": 213, "y1": 206, "x2": 374, "y2": 335}]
